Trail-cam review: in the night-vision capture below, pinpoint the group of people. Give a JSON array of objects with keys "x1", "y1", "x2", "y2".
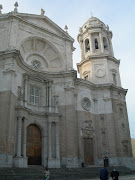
[
  {"x1": 44, "y1": 166, "x2": 119, "y2": 180},
  {"x1": 100, "y1": 166, "x2": 119, "y2": 180}
]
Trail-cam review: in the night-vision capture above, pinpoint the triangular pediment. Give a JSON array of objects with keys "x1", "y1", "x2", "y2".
[{"x1": 16, "y1": 13, "x2": 74, "y2": 41}]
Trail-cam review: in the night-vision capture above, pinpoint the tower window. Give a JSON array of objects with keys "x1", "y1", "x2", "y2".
[
  {"x1": 30, "y1": 86, "x2": 39, "y2": 105},
  {"x1": 103, "y1": 37, "x2": 108, "y2": 49},
  {"x1": 112, "y1": 73, "x2": 117, "y2": 85},
  {"x1": 95, "y1": 38, "x2": 99, "y2": 49},
  {"x1": 85, "y1": 39, "x2": 90, "y2": 52}
]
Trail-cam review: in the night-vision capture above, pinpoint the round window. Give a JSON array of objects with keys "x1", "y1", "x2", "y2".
[
  {"x1": 81, "y1": 97, "x2": 91, "y2": 111},
  {"x1": 32, "y1": 60, "x2": 40, "y2": 70}
]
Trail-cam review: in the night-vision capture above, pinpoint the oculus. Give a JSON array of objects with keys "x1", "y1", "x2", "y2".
[
  {"x1": 32, "y1": 60, "x2": 41, "y2": 70},
  {"x1": 81, "y1": 97, "x2": 91, "y2": 111}
]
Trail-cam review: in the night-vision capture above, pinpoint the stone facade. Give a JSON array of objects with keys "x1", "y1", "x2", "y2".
[
  {"x1": 131, "y1": 139, "x2": 135, "y2": 161},
  {"x1": 0, "y1": 10, "x2": 134, "y2": 169}
]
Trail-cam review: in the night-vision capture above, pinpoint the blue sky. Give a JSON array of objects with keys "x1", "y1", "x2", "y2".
[{"x1": 1, "y1": 0, "x2": 135, "y2": 138}]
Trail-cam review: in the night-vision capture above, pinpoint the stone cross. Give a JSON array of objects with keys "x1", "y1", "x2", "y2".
[
  {"x1": 0, "y1": 5, "x2": 3, "y2": 14},
  {"x1": 41, "y1": 8, "x2": 45, "y2": 16},
  {"x1": 14, "y1": 2, "x2": 18, "y2": 13},
  {"x1": 107, "y1": 25, "x2": 109, "y2": 31},
  {"x1": 64, "y1": 25, "x2": 68, "y2": 32},
  {"x1": 91, "y1": 11, "x2": 93, "y2": 17}
]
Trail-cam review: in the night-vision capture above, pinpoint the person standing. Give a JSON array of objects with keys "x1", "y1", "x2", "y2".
[
  {"x1": 44, "y1": 167, "x2": 50, "y2": 180},
  {"x1": 111, "y1": 168, "x2": 119, "y2": 180},
  {"x1": 100, "y1": 166, "x2": 109, "y2": 180}
]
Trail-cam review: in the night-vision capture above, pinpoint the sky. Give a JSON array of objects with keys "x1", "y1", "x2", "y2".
[{"x1": 1, "y1": 0, "x2": 135, "y2": 138}]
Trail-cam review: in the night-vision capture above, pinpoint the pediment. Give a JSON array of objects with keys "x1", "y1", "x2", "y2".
[{"x1": 17, "y1": 13, "x2": 74, "y2": 41}]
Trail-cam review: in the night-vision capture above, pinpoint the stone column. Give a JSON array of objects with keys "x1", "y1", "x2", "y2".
[
  {"x1": 56, "y1": 122, "x2": 60, "y2": 158},
  {"x1": 48, "y1": 82, "x2": 52, "y2": 112},
  {"x1": 46, "y1": 82, "x2": 49, "y2": 106},
  {"x1": 89, "y1": 34, "x2": 94, "y2": 53},
  {"x1": 99, "y1": 32, "x2": 104, "y2": 53},
  {"x1": 24, "y1": 77, "x2": 28, "y2": 107},
  {"x1": 109, "y1": 38, "x2": 114, "y2": 56},
  {"x1": 48, "y1": 121, "x2": 52, "y2": 159},
  {"x1": 80, "y1": 41, "x2": 84, "y2": 61},
  {"x1": 22, "y1": 117, "x2": 26, "y2": 157},
  {"x1": 17, "y1": 116, "x2": 22, "y2": 157},
  {"x1": 49, "y1": 82, "x2": 52, "y2": 107}
]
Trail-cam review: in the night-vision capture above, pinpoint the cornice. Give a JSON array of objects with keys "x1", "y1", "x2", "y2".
[
  {"x1": 76, "y1": 78, "x2": 128, "y2": 93},
  {"x1": 0, "y1": 49, "x2": 77, "y2": 79},
  {"x1": 77, "y1": 55, "x2": 120, "y2": 68},
  {"x1": 15, "y1": 105, "x2": 61, "y2": 117}
]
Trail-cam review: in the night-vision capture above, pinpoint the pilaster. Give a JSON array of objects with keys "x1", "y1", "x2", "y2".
[{"x1": 99, "y1": 32, "x2": 104, "y2": 53}]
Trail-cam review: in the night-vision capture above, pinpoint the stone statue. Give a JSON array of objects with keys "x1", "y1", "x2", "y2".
[
  {"x1": 107, "y1": 25, "x2": 109, "y2": 31},
  {"x1": 64, "y1": 25, "x2": 68, "y2": 33},
  {"x1": 14, "y1": 2, "x2": 18, "y2": 13},
  {"x1": 79, "y1": 27, "x2": 83, "y2": 33},
  {"x1": 0, "y1": 5, "x2": 3, "y2": 14},
  {"x1": 41, "y1": 8, "x2": 45, "y2": 16}
]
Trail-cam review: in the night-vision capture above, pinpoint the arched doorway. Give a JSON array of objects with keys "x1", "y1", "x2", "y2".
[{"x1": 26, "y1": 124, "x2": 42, "y2": 165}]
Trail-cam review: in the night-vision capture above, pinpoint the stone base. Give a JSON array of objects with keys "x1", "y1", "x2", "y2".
[
  {"x1": 66, "y1": 157, "x2": 79, "y2": 168},
  {"x1": 0, "y1": 153, "x2": 13, "y2": 167},
  {"x1": 118, "y1": 157, "x2": 135, "y2": 170},
  {"x1": 96, "y1": 157, "x2": 135, "y2": 170},
  {"x1": 48, "y1": 158, "x2": 60, "y2": 168},
  {"x1": 13, "y1": 157, "x2": 28, "y2": 168}
]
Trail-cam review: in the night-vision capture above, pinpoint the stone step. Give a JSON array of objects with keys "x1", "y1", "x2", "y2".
[{"x1": 0, "y1": 166, "x2": 134, "y2": 180}]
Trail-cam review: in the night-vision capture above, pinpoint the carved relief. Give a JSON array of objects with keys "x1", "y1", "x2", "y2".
[
  {"x1": 18, "y1": 86, "x2": 24, "y2": 99},
  {"x1": 94, "y1": 64, "x2": 106, "y2": 78},
  {"x1": 82, "y1": 120, "x2": 94, "y2": 138},
  {"x1": 64, "y1": 81, "x2": 75, "y2": 91},
  {"x1": 122, "y1": 140, "x2": 128, "y2": 155}
]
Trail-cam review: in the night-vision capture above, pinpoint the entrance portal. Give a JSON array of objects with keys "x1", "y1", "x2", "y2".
[
  {"x1": 104, "y1": 157, "x2": 109, "y2": 167},
  {"x1": 84, "y1": 138, "x2": 94, "y2": 165},
  {"x1": 26, "y1": 124, "x2": 42, "y2": 165}
]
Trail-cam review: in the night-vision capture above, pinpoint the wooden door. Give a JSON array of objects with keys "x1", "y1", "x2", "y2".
[
  {"x1": 26, "y1": 124, "x2": 42, "y2": 165},
  {"x1": 84, "y1": 138, "x2": 94, "y2": 165}
]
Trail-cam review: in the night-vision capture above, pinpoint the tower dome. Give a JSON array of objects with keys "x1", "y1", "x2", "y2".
[{"x1": 82, "y1": 17, "x2": 106, "y2": 32}]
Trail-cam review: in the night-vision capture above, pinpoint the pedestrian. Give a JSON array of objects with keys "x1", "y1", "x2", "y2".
[
  {"x1": 100, "y1": 165, "x2": 109, "y2": 180},
  {"x1": 111, "y1": 168, "x2": 119, "y2": 180},
  {"x1": 44, "y1": 167, "x2": 50, "y2": 180}
]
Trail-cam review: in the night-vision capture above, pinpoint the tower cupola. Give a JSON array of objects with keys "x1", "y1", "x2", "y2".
[{"x1": 77, "y1": 17, "x2": 114, "y2": 61}]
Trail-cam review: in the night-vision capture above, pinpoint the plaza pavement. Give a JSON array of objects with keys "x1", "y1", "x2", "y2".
[{"x1": 81, "y1": 174, "x2": 135, "y2": 180}]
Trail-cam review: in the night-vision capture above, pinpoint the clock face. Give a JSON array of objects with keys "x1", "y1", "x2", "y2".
[
  {"x1": 96, "y1": 68, "x2": 106, "y2": 78},
  {"x1": 81, "y1": 97, "x2": 91, "y2": 111}
]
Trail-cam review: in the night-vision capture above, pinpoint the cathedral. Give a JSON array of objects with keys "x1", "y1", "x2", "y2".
[{"x1": 0, "y1": 4, "x2": 134, "y2": 169}]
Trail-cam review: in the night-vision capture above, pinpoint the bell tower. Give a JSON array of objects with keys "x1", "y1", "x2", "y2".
[{"x1": 77, "y1": 17, "x2": 121, "y2": 87}]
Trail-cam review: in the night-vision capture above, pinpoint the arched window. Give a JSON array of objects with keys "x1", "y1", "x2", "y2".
[
  {"x1": 103, "y1": 37, "x2": 108, "y2": 49},
  {"x1": 85, "y1": 39, "x2": 90, "y2": 52},
  {"x1": 94, "y1": 38, "x2": 99, "y2": 49}
]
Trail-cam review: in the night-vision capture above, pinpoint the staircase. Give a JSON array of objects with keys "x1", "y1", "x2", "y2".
[{"x1": 0, "y1": 166, "x2": 134, "y2": 180}]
